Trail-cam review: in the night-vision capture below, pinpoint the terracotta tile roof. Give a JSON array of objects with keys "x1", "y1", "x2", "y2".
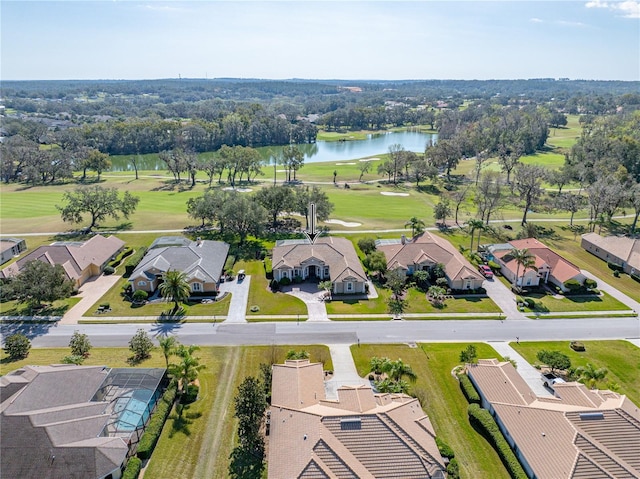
[
  {"x1": 508, "y1": 238, "x2": 582, "y2": 283},
  {"x1": 272, "y1": 237, "x2": 367, "y2": 283},
  {"x1": 468, "y1": 360, "x2": 640, "y2": 479},
  {"x1": 377, "y1": 232, "x2": 483, "y2": 283},
  {"x1": 268, "y1": 360, "x2": 445, "y2": 478}
]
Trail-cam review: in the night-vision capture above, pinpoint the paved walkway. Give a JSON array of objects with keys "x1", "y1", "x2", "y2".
[
  {"x1": 581, "y1": 269, "x2": 640, "y2": 313},
  {"x1": 218, "y1": 275, "x2": 249, "y2": 323},
  {"x1": 284, "y1": 284, "x2": 329, "y2": 322},
  {"x1": 488, "y1": 341, "x2": 552, "y2": 397},
  {"x1": 60, "y1": 274, "x2": 122, "y2": 325},
  {"x1": 482, "y1": 278, "x2": 528, "y2": 320},
  {"x1": 324, "y1": 343, "x2": 367, "y2": 400}
]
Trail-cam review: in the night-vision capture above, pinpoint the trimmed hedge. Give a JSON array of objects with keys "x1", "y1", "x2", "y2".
[
  {"x1": 631, "y1": 273, "x2": 640, "y2": 283},
  {"x1": 607, "y1": 261, "x2": 624, "y2": 272},
  {"x1": 124, "y1": 247, "x2": 148, "y2": 277},
  {"x1": 435, "y1": 436, "x2": 455, "y2": 459},
  {"x1": 446, "y1": 458, "x2": 460, "y2": 479},
  {"x1": 264, "y1": 257, "x2": 273, "y2": 278},
  {"x1": 224, "y1": 255, "x2": 236, "y2": 272},
  {"x1": 136, "y1": 380, "x2": 177, "y2": 460},
  {"x1": 458, "y1": 373, "x2": 481, "y2": 404},
  {"x1": 122, "y1": 457, "x2": 142, "y2": 479},
  {"x1": 468, "y1": 404, "x2": 528, "y2": 479}
]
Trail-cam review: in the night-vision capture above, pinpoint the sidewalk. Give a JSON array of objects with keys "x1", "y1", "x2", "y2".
[
  {"x1": 324, "y1": 344, "x2": 367, "y2": 400},
  {"x1": 488, "y1": 341, "x2": 552, "y2": 397}
]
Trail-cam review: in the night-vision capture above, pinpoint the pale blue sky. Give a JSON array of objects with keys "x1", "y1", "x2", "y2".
[{"x1": 1, "y1": 1, "x2": 638, "y2": 81}]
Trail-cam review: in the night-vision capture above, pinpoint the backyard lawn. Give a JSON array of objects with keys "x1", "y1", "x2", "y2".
[
  {"x1": 351, "y1": 343, "x2": 510, "y2": 479},
  {"x1": 511, "y1": 340, "x2": 640, "y2": 406}
]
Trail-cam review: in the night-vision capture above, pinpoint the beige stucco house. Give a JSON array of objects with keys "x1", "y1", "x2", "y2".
[
  {"x1": 0, "y1": 238, "x2": 26, "y2": 265},
  {"x1": 489, "y1": 238, "x2": 586, "y2": 292},
  {"x1": 376, "y1": 232, "x2": 485, "y2": 290},
  {"x1": 268, "y1": 359, "x2": 446, "y2": 478},
  {"x1": 272, "y1": 237, "x2": 367, "y2": 295},
  {"x1": 581, "y1": 232, "x2": 640, "y2": 276},
  {"x1": 129, "y1": 237, "x2": 229, "y2": 294},
  {"x1": 467, "y1": 359, "x2": 640, "y2": 479},
  {"x1": 0, "y1": 235, "x2": 124, "y2": 288}
]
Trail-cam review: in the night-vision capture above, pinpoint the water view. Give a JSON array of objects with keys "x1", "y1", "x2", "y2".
[{"x1": 108, "y1": 130, "x2": 437, "y2": 171}]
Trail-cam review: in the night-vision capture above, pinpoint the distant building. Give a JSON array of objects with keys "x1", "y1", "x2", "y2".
[
  {"x1": 272, "y1": 237, "x2": 368, "y2": 294},
  {"x1": 376, "y1": 232, "x2": 484, "y2": 290},
  {"x1": 0, "y1": 237, "x2": 26, "y2": 265},
  {"x1": 0, "y1": 235, "x2": 124, "y2": 288},
  {"x1": 129, "y1": 237, "x2": 229, "y2": 294},
  {"x1": 581, "y1": 233, "x2": 640, "y2": 276},
  {"x1": 268, "y1": 359, "x2": 446, "y2": 478},
  {"x1": 489, "y1": 238, "x2": 585, "y2": 292},
  {"x1": 467, "y1": 359, "x2": 640, "y2": 479},
  {"x1": 1, "y1": 365, "x2": 166, "y2": 479}
]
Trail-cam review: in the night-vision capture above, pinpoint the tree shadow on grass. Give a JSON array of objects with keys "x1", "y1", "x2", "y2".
[{"x1": 167, "y1": 406, "x2": 203, "y2": 438}]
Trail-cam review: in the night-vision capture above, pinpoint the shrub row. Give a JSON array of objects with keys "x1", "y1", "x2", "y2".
[
  {"x1": 467, "y1": 404, "x2": 528, "y2": 479},
  {"x1": 136, "y1": 380, "x2": 177, "y2": 460},
  {"x1": 224, "y1": 255, "x2": 236, "y2": 272},
  {"x1": 631, "y1": 273, "x2": 640, "y2": 283},
  {"x1": 607, "y1": 261, "x2": 624, "y2": 272},
  {"x1": 124, "y1": 247, "x2": 148, "y2": 277},
  {"x1": 458, "y1": 374, "x2": 481, "y2": 404},
  {"x1": 122, "y1": 457, "x2": 142, "y2": 479},
  {"x1": 264, "y1": 257, "x2": 273, "y2": 278},
  {"x1": 110, "y1": 247, "x2": 133, "y2": 269},
  {"x1": 435, "y1": 436, "x2": 455, "y2": 459}
]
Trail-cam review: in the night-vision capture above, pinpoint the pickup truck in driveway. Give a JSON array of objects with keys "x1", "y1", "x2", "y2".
[{"x1": 542, "y1": 372, "x2": 566, "y2": 390}]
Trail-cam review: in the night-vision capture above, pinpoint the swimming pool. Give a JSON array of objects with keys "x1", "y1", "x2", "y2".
[{"x1": 115, "y1": 389, "x2": 158, "y2": 432}]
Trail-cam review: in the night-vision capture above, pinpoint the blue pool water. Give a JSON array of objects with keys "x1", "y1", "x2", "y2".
[{"x1": 115, "y1": 389, "x2": 157, "y2": 431}]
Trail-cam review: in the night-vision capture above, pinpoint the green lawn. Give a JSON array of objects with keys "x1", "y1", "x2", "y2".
[
  {"x1": 522, "y1": 291, "x2": 629, "y2": 313},
  {"x1": 0, "y1": 297, "x2": 81, "y2": 316},
  {"x1": 82, "y1": 276, "x2": 231, "y2": 318},
  {"x1": 326, "y1": 286, "x2": 500, "y2": 316},
  {"x1": 351, "y1": 343, "x2": 510, "y2": 479},
  {"x1": 236, "y1": 259, "x2": 307, "y2": 317},
  {"x1": 510, "y1": 340, "x2": 640, "y2": 406}
]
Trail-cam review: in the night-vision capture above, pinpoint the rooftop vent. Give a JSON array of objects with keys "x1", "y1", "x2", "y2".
[
  {"x1": 340, "y1": 417, "x2": 361, "y2": 430},
  {"x1": 579, "y1": 412, "x2": 604, "y2": 421}
]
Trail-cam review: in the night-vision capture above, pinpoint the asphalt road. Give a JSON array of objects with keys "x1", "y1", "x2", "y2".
[{"x1": 3, "y1": 316, "x2": 639, "y2": 348}]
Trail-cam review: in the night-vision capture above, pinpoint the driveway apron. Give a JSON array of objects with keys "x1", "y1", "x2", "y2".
[
  {"x1": 325, "y1": 343, "x2": 368, "y2": 400},
  {"x1": 218, "y1": 276, "x2": 250, "y2": 323},
  {"x1": 482, "y1": 278, "x2": 529, "y2": 320},
  {"x1": 488, "y1": 341, "x2": 553, "y2": 397}
]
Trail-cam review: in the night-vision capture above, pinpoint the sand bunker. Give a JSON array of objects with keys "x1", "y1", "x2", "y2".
[
  {"x1": 223, "y1": 187, "x2": 252, "y2": 192},
  {"x1": 359, "y1": 157, "x2": 379, "y2": 162},
  {"x1": 325, "y1": 219, "x2": 362, "y2": 227},
  {"x1": 335, "y1": 162, "x2": 356, "y2": 165},
  {"x1": 381, "y1": 192, "x2": 410, "y2": 197}
]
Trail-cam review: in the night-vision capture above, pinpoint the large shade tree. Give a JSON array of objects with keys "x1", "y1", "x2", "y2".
[
  {"x1": 57, "y1": 185, "x2": 139, "y2": 232},
  {"x1": 5, "y1": 261, "x2": 74, "y2": 307}
]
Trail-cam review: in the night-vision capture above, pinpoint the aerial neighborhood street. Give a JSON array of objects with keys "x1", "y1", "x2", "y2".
[{"x1": 2, "y1": 5, "x2": 640, "y2": 475}]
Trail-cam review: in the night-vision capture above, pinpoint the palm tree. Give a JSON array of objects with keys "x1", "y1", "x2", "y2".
[
  {"x1": 159, "y1": 270, "x2": 191, "y2": 313},
  {"x1": 382, "y1": 358, "x2": 417, "y2": 383},
  {"x1": 518, "y1": 256, "x2": 538, "y2": 290},
  {"x1": 467, "y1": 219, "x2": 485, "y2": 252},
  {"x1": 510, "y1": 248, "x2": 535, "y2": 290},
  {"x1": 576, "y1": 363, "x2": 608, "y2": 389},
  {"x1": 405, "y1": 216, "x2": 425, "y2": 238},
  {"x1": 159, "y1": 335, "x2": 178, "y2": 368},
  {"x1": 170, "y1": 344, "x2": 205, "y2": 410}
]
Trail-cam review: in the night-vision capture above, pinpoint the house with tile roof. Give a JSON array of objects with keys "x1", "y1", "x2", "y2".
[
  {"x1": 0, "y1": 234, "x2": 124, "y2": 288},
  {"x1": 467, "y1": 359, "x2": 640, "y2": 479},
  {"x1": 1, "y1": 364, "x2": 166, "y2": 479},
  {"x1": 376, "y1": 232, "x2": 484, "y2": 290},
  {"x1": 488, "y1": 238, "x2": 586, "y2": 292},
  {"x1": 129, "y1": 237, "x2": 229, "y2": 294},
  {"x1": 581, "y1": 233, "x2": 640, "y2": 276},
  {"x1": 268, "y1": 359, "x2": 446, "y2": 478},
  {"x1": 272, "y1": 237, "x2": 367, "y2": 294},
  {"x1": 0, "y1": 237, "x2": 26, "y2": 265}
]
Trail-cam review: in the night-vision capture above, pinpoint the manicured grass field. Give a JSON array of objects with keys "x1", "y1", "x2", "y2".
[
  {"x1": 510, "y1": 340, "x2": 640, "y2": 406},
  {"x1": 0, "y1": 297, "x2": 81, "y2": 316},
  {"x1": 522, "y1": 290, "x2": 629, "y2": 313},
  {"x1": 235, "y1": 260, "x2": 307, "y2": 317},
  {"x1": 351, "y1": 343, "x2": 510, "y2": 479}
]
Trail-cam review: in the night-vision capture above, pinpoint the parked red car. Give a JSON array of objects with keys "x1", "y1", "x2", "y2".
[{"x1": 478, "y1": 264, "x2": 494, "y2": 278}]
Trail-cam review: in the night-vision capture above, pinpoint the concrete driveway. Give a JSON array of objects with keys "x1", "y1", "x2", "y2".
[
  {"x1": 482, "y1": 278, "x2": 528, "y2": 320},
  {"x1": 325, "y1": 343, "x2": 367, "y2": 399},
  {"x1": 61, "y1": 274, "x2": 122, "y2": 325},
  {"x1": 283, "y1": 283, "x2": 329, "y2": 322},
  {"x1": 488, "y1": 341, "x2": 552, "y2": 397},
  {"x1": 218, "y1": 275, "x2": 250, "y2": 323}
]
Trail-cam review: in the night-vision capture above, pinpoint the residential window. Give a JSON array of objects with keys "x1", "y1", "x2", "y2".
[
  {"x1": 282, "y1": 271, "x2": 288, "y2": 278},
  {"x1": 192, "y1": 282, "x2": 202, "y2": 292},
  {"x1": 465, "y1": 280, "x2": 471, "y2": 289},
  {"x1": 347, "y1": 282, "x2": 353, "y2": 292},
  {"x1": 526, "y1": 278, "x2": 532, "y2": 286},
  {"x1": 294, "y1": 269, "x2": 300, "y2": 277},
  {"x1": 138, "y1": 281, "x2": 147, "y2": 287},
  {"x1": 324, "y1": 267, "x2": 329, "y2": 277}
]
